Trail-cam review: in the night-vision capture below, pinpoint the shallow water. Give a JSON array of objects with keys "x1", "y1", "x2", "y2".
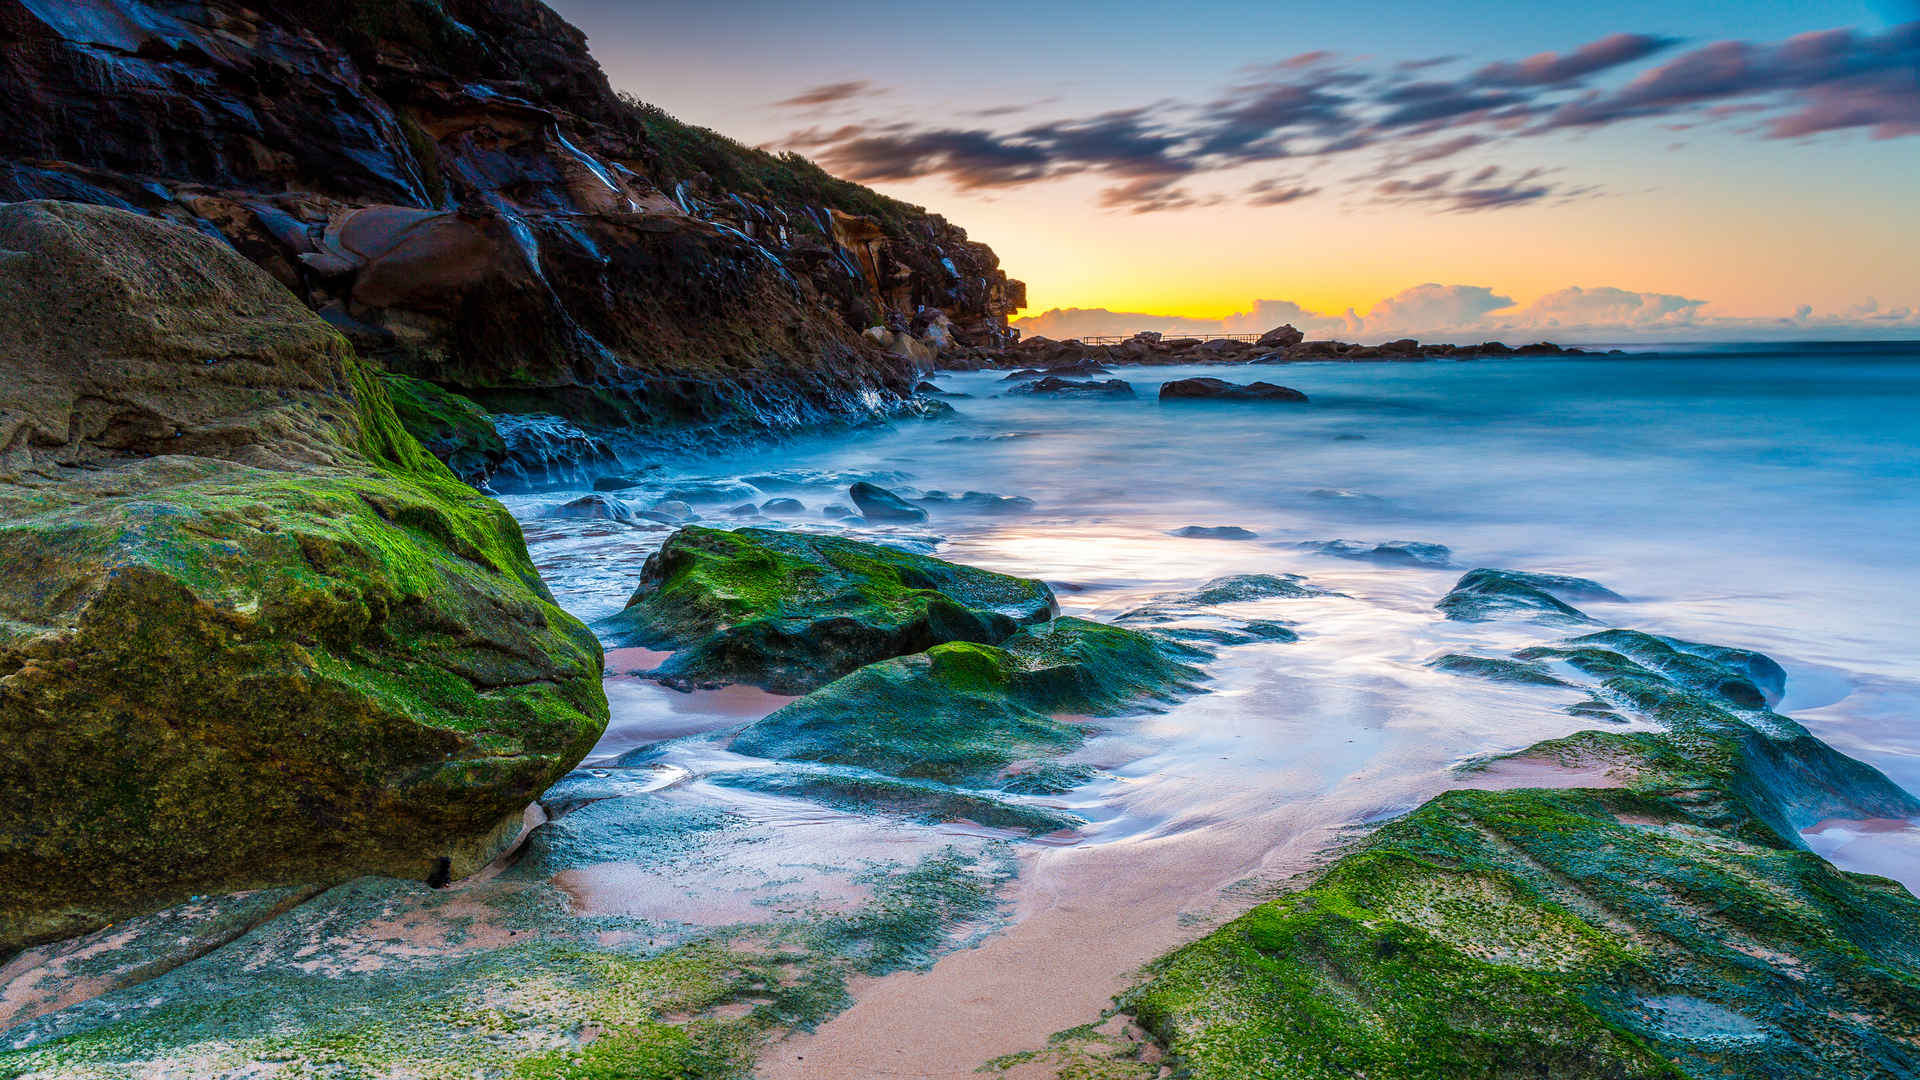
[{"x1": 502, "y1": 343, "x2": 1920, "y2": 1069}]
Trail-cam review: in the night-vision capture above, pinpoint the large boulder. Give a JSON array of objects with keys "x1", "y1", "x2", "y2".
[
  {"x1": 603, "y1": 526, "x2": 1057, "y2": 693},
  {"x1": 0, "y1": 202, "x2": 607, "y2": 952}
]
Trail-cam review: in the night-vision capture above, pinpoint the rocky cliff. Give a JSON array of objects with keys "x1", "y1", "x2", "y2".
[{"x1": 0, "y1": 0, "x2": 1023, "y2": 487}]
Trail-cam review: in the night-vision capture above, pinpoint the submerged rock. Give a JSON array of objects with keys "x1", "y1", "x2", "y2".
[
  {"x1": 1170, "y1": 525, "x2": 1259, "y2": 540},
  {"x1": 603, "y1": 526, "x2": 1057, "y2": 693},
  {"x1": 1008, "y1": 376, "x2": 1135, "y2": 397},
  {"x1": 916, "y1": 490, "x2": 1037, "y2": 514},
  {"x1": 1437, "y1": 567, "x2": 1622, "y2": 623},
  {"x1": 550, "y1": 493, "x2": 633, "y2": 521},
  {"x1": 760, "y1": 497, "x2": 806, "y2": 515},
  {"x1": 1429, "y1": 653, "x2": 1574, "y2": 687},
  {"x1": 1001, "y1": 360, "x2": 1112, "y2": 380},
  {"x1": 850, "y1": 480, "x2": 930, "y2": 523},
  {"x1": 0, "y1": 202, "x2": 606, "y2": 951},
  {"x1": 1303, "y1": 539, "x2": 1453, "y2": 567},
  {"x1": 1125, "y1": 574, "x2": 1332, "y2": 619},
  {"x1": 645, "y1": 499, "x2": 697, "y2": 522},
  {"x1": 731, "y1": 618, "x2": 1201, "y2": 786},
  {"x1": 711, "y1": 767, "x2": 1082, "y2": 835},
  {"x1": 1158, "y1": 377, "x2": 1308, "y2": 402}
]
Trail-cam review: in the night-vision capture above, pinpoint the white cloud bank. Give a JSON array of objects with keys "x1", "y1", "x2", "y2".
[{"x1": 1014, "y1": 284, "x2": 1920, "y2": 344}]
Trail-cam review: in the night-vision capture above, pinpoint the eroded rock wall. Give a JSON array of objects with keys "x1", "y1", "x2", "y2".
[{"x1": 0, "y1": 0, "x2": 1023, "y2": 482}]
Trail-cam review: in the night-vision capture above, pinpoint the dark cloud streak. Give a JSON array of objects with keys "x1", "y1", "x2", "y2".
[{"x1": 771, "y1": 21, "x2": 1919, "y2": 215}]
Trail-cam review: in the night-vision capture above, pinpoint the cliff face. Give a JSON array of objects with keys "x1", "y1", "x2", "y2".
[{"x1": 0, "y1": 0, "x2": 1023, "y2": 485}]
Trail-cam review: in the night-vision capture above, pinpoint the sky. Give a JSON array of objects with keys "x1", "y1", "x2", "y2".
[{"x1": 549, "y1": 0, "x2": 1920, "y2": 341}]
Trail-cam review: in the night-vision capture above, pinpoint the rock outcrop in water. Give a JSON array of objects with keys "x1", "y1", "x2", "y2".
[
  {"x1": 733, "y1": 617, "x2": 1202, "y2": 786},
  {"x1": 1001, "y1": 617, "x2": 1920, "y2": 1079},
  {"x1": 959, "y1": 328, "x2": 1605, "y2": 373},
  {"x1": 1438, "y1": 567, "x2": 1625, "y2": 623},
  {"x1": 0, "y1": 202, "x2": 607, "y2": 951},
  {"x1": 1159, "y1": 377, "x2": 1308, "y2": 402},
  {"x1": 603, "y1": 526, "x2": 1058, "y2": 693},
  {"x1": 0, "y1": 0, "x2": 1024, "y2": 486}
]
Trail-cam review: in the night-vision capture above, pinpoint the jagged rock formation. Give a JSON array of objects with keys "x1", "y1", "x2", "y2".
[
  {"x1": 0, "y1": 0, "x2": 1023, "y2": 485},
  {"x1": 956, "y1": 330, "x2": 1610, "y2": 372},
  {"x1": 0, "y1": 201, "x2": 607, "y2": 951}
]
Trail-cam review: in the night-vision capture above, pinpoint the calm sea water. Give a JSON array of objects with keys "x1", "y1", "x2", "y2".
[{"x1": 504, "y1": 342, "x2": 1920, "y2": 892}]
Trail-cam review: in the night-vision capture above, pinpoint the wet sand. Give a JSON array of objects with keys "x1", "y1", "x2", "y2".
[{"x1": 758, "y1": 750, "x2": 1629, "y2": 1077}]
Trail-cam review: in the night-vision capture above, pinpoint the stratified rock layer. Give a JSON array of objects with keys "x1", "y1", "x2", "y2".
[{"x1": 0, "y1": 201, "x2": 607, "y2": 951}]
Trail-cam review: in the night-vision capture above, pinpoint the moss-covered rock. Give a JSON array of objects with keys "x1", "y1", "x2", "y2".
[
  {"x1": 1125, "y1": 768, "x2": 1920, "y2": 1079},
  {"x1": 379, "y1": 372, "x2": 506, "y2": 486},
  {"x1": 730, "y1": 617, "x2": 1201, "y2": 786},
  {"x1": 1072, "y1": 625, "x2": 1920, "y2": 1080},
  {"x1": 603, "y1": 526, "x2": 1057, "y2": 693},
  {"x1": 0, "y1": 201, "x2": 606, "y2": 952}
]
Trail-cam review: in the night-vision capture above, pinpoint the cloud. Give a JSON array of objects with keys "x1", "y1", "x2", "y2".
[
  {"x1": 1245, "y1": 176, "x2": 1321, "y2": 205},
  {"x1": 772, "y1": 81, "x2": 887, "y2": 108},
  {"x1": 1536, "y1": 23, "x2": 1920, "y2": 134},
  {"x1": 1511, "y1": 285, "x2": 1707, "y2": 326},
  {"x1": 814, "y1": 129, "x2": 1053, "y2": 188},
  {"x1": 1359, "y1": 283, "x2": 1518, "y2": 331},
  {"x1": 769, "y1": 21, "x2": 1919, "y2": 214},
  {"x1": 1372, "y1": 165, "x2": 1565, "y2": 211},
  {"x1": 1098, "y1": 176, "x2": 1217, "y2": 213},
  {"x1": 1474, "y1": 33, "x2": 1678, "y2": 87}
]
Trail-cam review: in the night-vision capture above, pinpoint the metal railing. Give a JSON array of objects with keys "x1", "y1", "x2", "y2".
[{"x1": 1073, "y1": 332, "x2": 1264, "y2": 345}]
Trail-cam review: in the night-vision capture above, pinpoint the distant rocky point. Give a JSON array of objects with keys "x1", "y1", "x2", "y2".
[{"x1": 945, "y1": 323, "x2": 1622, "y2": 372}]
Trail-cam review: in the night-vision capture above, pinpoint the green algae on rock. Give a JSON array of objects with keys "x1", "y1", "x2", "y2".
[
  {"x1": 604, "y1": 525, "x2": 1058, "y2": 693},
  {"x1": 730, "y1": 617, "x2": 1202, "y2": 786},
  {"x1": 379, "y1": 372, "x2": 507, "y2": 487},
  {"x1": 1428, "y1": 652, "x2": 1574, "y2": 687},
  {"x1": 1022, "y1": 628, "x2": 1920, "y2": 1080},
  {"x1": 0, "y1": 201, "x2": 607, "y2": 952},
  {"x1": 1436, "y1": 567, "x2": 1623, "y2": 623}
]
